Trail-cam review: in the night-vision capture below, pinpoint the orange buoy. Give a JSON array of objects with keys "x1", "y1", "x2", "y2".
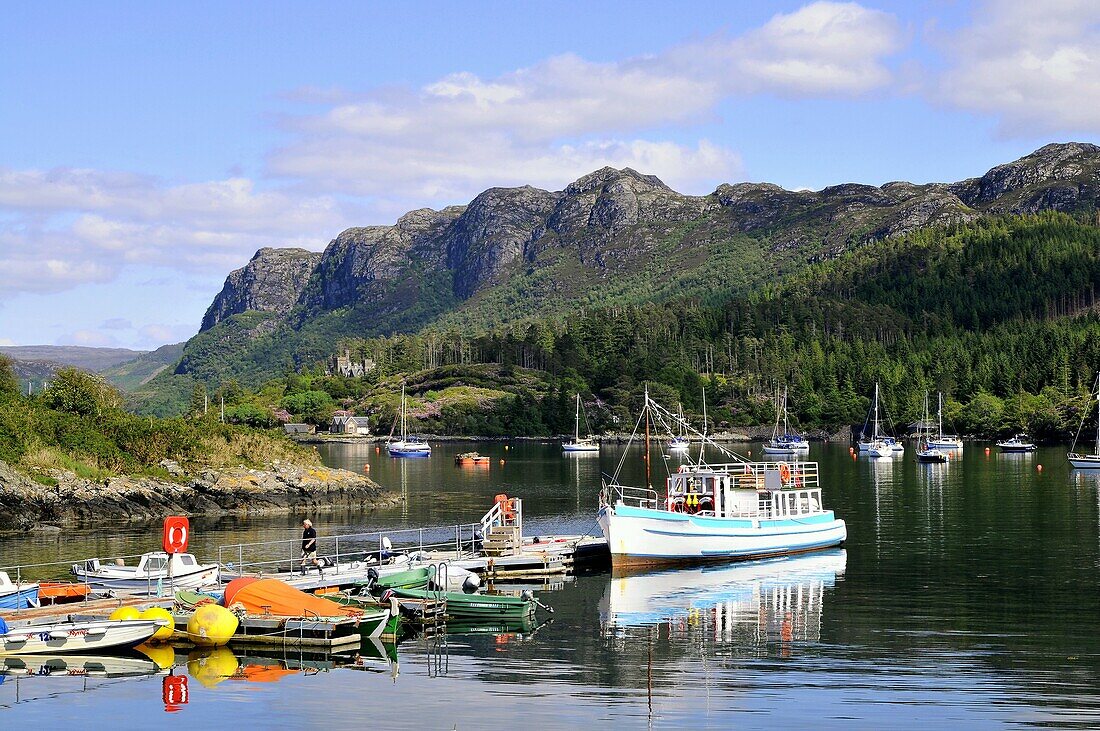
[
  {"x1": 363, "y1": 464, "x2": 370, "y2": 472},
  {"x1": 1037, "y1": 464, "x2": 1043, "y2": 471},
  {"x1": 375, "y1": 446, "x2": 380, "y2": 454},
  {"x1": 985, "y1": 447, "x2": 990, "y2": 454},
  {"x1": 500, "y1": 459, "x2": 505, "y2": 465}
]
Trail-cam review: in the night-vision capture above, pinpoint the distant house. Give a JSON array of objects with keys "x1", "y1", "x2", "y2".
[
  {"x1": 331, "y1": 415, "x2": 371, "y2": 436},
  {"x1": 284, "y1": 423, "x2": 315, "y2": 435},
  {"x1": 272, "y1": 409, "x2": 292, "y2": 424},
  {"x1": 329, "y1": 349, "x2": 377, "y2": 378}
]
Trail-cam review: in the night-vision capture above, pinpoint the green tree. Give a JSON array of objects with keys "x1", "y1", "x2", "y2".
[
  {"x1": 42, "y1": 367, "x2": 122, "y2": 416},
  {"x1": 0, "y1": 355, "x2": 18, "y2": 401}
]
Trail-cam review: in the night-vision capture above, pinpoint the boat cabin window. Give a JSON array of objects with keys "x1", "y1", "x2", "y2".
[
  {"x1": 144, "y1": 555, "x2": 168, "y2": 572},
  {"x1": 177, "y1": 555, "x2": 195, "y2": 566}
]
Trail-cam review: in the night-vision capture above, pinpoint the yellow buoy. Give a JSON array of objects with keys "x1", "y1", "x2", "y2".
[
  {"x1": 187, "y1": 604, "x2": 238, "y2": 647},
  {"x1": 187, "y1": 647, "x2": 239, "y2": 688},
  {"x1": 505, "y1": 445, "x2": 509, "y2": 450},
  {"x1": 135, "y1": 641, "x2": 176, "y2": 670},
  {"x1": 109, "y1": 606, "x2": 141, "y2": 622},
  {"x1": 140, "y1": 606, "x2": 176, "y2": 641}
]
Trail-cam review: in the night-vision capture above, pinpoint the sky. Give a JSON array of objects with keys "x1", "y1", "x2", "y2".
[{"x1": 2, "y1": 0, "x2": 1100, "y2": 351}]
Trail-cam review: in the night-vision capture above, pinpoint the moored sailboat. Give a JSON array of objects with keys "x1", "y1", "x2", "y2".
[
  {"x1": 562, "y1": 394, "x2": 600, "y2": 453},
  {"x1": 926, "y1": 392, "x2": 963, "y2": 449},
  {"x1": 1069, "y1": 372, "x2": 1100, "y2": 468},
  {"x1": 388, "y1": 384, "x2": 431, "y2": 457},
  {"x1": 857, "y1": 383, "x2": 895, "y2": 457},
  {"x1": 762, "y1": 386, "x2": 810, "y2": 455},
  {"x1": 916, "y1": 393, "x2": 948, "y2": 463}
]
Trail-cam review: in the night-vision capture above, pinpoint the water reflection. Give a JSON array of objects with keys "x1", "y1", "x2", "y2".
[{"x1": 600, "y1": 551, "x2": 846, "y2": 653}]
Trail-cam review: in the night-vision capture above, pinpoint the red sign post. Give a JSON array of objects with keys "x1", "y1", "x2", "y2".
[{"x1": 162, "y1": 516, "x2": 189, "y2": 554}]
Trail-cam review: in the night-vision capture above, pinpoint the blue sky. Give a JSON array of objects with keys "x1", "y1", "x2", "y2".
[{"x1": 2, "y1": 0, "x2": 1098, "y2": 350}]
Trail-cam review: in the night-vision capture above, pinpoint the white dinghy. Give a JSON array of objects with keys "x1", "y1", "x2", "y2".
[{"x1": 0, "y1": 617, "x2": 166, "y2": 655}]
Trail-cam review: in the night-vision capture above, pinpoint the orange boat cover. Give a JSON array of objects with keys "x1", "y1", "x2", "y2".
[
  {"x1": 222, "y1": 577, "x2": 259, "y2": 607},
  {"x1": 226, "y1": 579, "x2": 361, "y2": 619}
]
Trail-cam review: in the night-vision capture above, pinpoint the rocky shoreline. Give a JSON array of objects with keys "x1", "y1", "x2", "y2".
[{"x1": 0, "y1": 459, "x2": 398, "y2": 531}]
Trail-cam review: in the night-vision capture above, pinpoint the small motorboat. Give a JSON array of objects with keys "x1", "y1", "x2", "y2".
[
  {"x1": 455, "y1": 452, "x2": 490, "y2": 466},
  {"x1": 0, "y1": 617, "x2": 167, "y2": 655},
  {"x1": 71, "y1": 552, "x2": 219, "y2": 594},
  {"x1": 998, "y1": 435, "x2": 1037, "y2": 452},
  {"x1": 0, "y1": 571, "x2": 39, "y2": 610},
  {"x1": 916, "y1": 446, "x2": 949, "y2": 463}
]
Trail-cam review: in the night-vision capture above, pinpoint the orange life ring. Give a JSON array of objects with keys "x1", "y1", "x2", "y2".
[
  {"x1": 779, "y1": 463, "x2": 791, "y2": 485},
  {"x1": 162, "y1": 516, "x2": 189, "y2": 554}
]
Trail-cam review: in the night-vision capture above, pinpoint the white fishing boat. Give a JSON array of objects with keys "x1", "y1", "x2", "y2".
[
  {"x1": 71, "y1": 552, "x2": 219, "y2": 594},
  {"x1": 857, "y1": 383, "x2": 899, "y2": 456},
  {"x1": 562, "y1": 394, "x2": 600, "y2": 453},
  {"x1": 998, "y1": 434, "x2": 1037, "y2": 453},
  {"x1": 762, "y1": 386, "x2": 810, "y2": 454},
  {"x1": 1069, "y1": 372, "x2": 1100, "y2": 469},
  {"x1": 388, "y1": 384, "x2": 431, "y2": 457},
  {"x1": 598, "y1": 392, "x2": 846, "y2": 568},
  {"x1": 0, "y1": 617, "x2": 166, "y2": 655},
  {"x1": 0, "y1": 571, "x2": 39, "y2": 610},
  {"x1": 926, "y1": 391, "x2": 963, "y2": 449}
]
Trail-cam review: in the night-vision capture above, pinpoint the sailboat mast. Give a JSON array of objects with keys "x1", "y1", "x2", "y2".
[
  {"x1": 937, "y1": 392, "x2": 944, "y2": 439},
  {"x1": 874, "y1": 383, "x2": 881, "y2": 438},
  {"x1": 1094, "y1": 373, "x2": 1099, "y2": 455},
  {"x1": 575, "y1": 394, "x2": 581, "y2": 442},
  {"x1": 400, "y1": 384, "x2": 406, "y2": 438},
  {"x1": 783, "y1": 386, "x2": 790, "y2": 436}
]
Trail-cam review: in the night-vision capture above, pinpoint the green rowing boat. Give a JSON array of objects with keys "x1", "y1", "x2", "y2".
[
  {"x1": 324, "y1": 592, "x2": 402, "y2": 638},
  {"x1": 389, "y1": 588, "x2": 536, "y2": 620}
]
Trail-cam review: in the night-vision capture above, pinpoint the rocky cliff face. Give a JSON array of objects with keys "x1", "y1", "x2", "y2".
[
  {"x1": 201, "y1": 247, "x2": 322, "y2": 331},
  {"x1": 182, "y1": 142, "x2": 1100, "y2": 385}
]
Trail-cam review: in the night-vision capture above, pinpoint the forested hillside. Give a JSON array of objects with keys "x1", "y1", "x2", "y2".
[{"x1": 198, "y1": 213, "x2": 1100, "y2": 441}]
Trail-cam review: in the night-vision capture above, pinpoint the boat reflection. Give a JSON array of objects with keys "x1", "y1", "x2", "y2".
[
  {"x1": 1, "y1": 652, "x2": 164, "y2": 679},
  {"x1": 599, "y1": 550, "x2": 846, "y2": 648}
]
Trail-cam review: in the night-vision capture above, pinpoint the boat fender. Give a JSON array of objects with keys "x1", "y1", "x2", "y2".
[{"x1": 0, "y1": 617, "x2": 7, "y2": 635}]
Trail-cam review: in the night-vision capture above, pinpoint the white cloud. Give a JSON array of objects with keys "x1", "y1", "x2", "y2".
[
  {"x1": 936, "y1": 0, "x2": 1100, "y2": 134},
  {"x1": 0, "y1": 171, "x2": 358, "y2": 297},
  {"x1": 0, "y1": 338, "x2": 15, "y2": 346},
  {"x1": 62, "y1": 329, "x2": 118, "y2": 347},
  {"x1": 271, "y1": 2, "x2": 902, "y2": 199}
]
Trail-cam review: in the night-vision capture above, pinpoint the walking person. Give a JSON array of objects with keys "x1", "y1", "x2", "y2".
[{"x1": 300, "y1": 519, "x2": 323, "y2": 577}]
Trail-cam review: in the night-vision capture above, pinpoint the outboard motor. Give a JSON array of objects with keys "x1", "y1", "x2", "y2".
[{"x1": 462, "y1": 573, "x2": 481, "y2": 593}]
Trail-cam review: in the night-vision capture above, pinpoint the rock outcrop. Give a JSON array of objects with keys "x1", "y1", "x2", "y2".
[
  {"x1": 0, "y1": 459, "x2": 397, "y2": 528},
  {"x1": 201, "y1": 247, "x2": 322, "y2": 331}
]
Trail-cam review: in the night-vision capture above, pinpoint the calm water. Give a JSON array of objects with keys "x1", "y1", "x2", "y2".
[{"x1": 4, "y1": 441, "x2": 1100, "y2": 729}]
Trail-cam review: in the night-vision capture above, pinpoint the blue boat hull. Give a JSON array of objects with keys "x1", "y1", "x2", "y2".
[{"x1": 0, "y1": 587, "x2": 39, "y2": 610}]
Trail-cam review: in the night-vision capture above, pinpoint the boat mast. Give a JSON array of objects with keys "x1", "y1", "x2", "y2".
[
  {"x1": 783, "y1": 386, "x2": 790, "y2": 437},
  {"x1": 400, "y1": 383, "x2": 407, "y2": 439},
  {"x1": 937, "y1": 391, "x2": 944, "y2": 440},
  {"x1": 575, "y1": 394, "x2": 581, "y2": 442},
  {"x1": 644, "y1": 385, "x2": 652, "y2": 490},
  {"x1": 1095, "y1": 373, "x2": 1100, "y2": 455},
  {"x1": 873, "y1": 383, "x2": 881, "y2": 439}
]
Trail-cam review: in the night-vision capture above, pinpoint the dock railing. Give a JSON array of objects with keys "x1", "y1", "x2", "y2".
[
  {"x1": 0, "y1": 550, "x2": 184, "y2": 605},
  {"x1": 216, "y1": 522, "x2": 483, "y2": 579}
]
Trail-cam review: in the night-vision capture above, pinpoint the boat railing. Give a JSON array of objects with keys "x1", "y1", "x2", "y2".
[
  {"x1": 679, "y1": 461, "x2": 820, "y2": 491},
  {"x1": 0, "y1": 550, "x2": 164, "y2": 606},
  {"x1": 217, "y1": 522, "x2": 484, "y2": 580},
  {"x1": 614, "y1": 484, "x2": 660, "y2": 510}
]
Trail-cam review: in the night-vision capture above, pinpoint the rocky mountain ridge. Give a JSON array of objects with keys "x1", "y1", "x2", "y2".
[{"x1": 174, "y1": 142, "x2": 1100, "y2": 388}]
